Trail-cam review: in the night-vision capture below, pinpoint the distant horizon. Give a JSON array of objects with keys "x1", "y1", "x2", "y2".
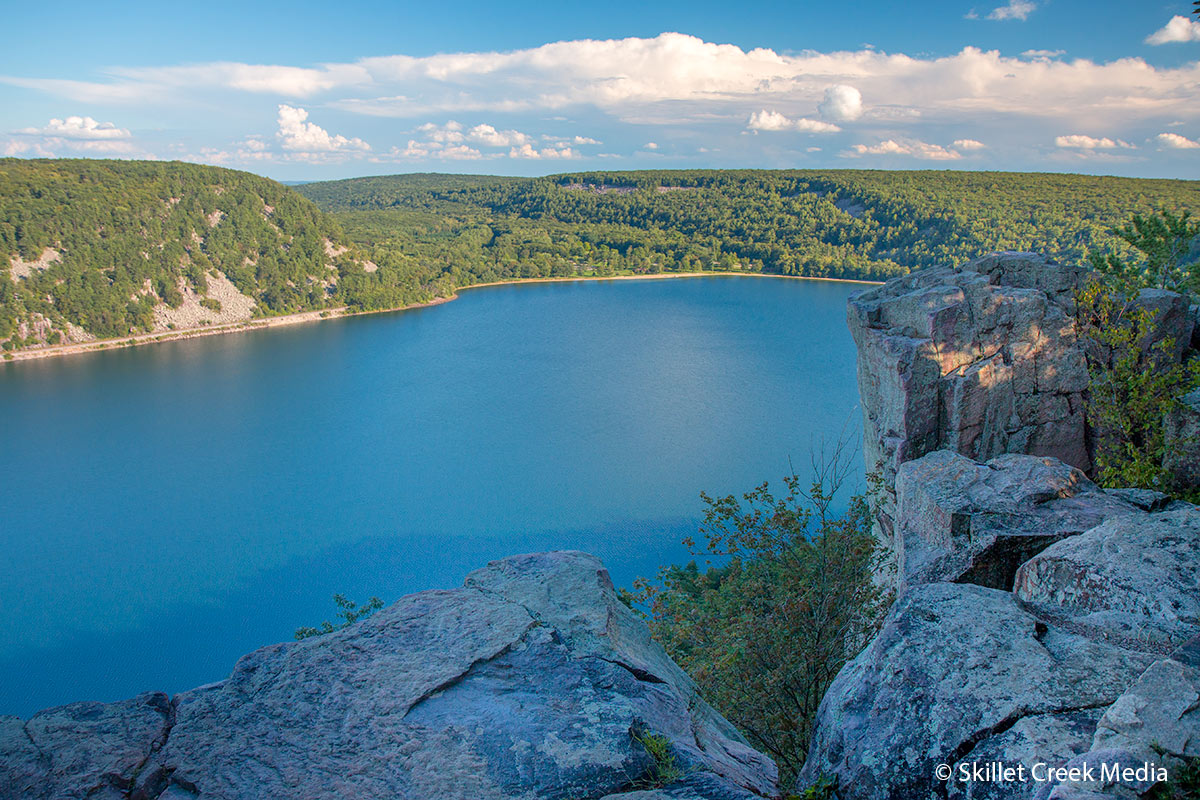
[
  {"x1": 1, "y1": 1, "x2": 1198, "y2": 181},
  {"x1": 9, "y1": 156, "x2": 1200, "y2": 186}
]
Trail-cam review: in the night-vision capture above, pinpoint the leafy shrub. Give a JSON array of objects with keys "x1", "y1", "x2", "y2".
[
  {"x1": 629, "y1": 449, "x2": 884, "y2": 785},
  {"x1": 1081, "y1": 209, "x2": 1200, "y2": 493},
  {"x1": 199, "y1": 297, "x2": 222, "y2": 312},
  {"x1": 294, "y1": 594, "x2": 384, "y2": 640}
]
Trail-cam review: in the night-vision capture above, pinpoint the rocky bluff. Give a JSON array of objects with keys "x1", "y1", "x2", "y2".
[{"x1": 799, "y1": 253, "x2": 1200, "y2": 799}]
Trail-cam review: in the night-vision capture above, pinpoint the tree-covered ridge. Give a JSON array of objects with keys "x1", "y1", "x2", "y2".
[
  {"x1": 0, "y1": 159, "x2": 361, "y2": 349},
  {"x1": 300, "y1": 169, "x2": 1200, "y2": 285}
]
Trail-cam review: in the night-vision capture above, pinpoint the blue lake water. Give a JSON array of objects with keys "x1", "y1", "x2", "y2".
[{"x1": 0, "y1": 275, "x2": 863, "y2": 717}]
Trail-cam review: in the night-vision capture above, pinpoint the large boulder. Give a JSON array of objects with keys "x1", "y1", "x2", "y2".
[
  {"x1": 0, "y1": 552, "x2": 777, "y2": 800},
  {"x1": 797, "y1": 583, "x2": 1156, "y2": 800},
  {"x1": 1013, "y1": 506, "x2": 1200, "y2": 650},
  {"x1": 895, "y1": 451, "x2": 1138, "y2": 590}
]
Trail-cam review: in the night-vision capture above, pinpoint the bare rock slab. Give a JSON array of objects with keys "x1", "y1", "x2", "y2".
[
  {"x1": 0, "y1": 552, "x2": 777, "y2": 800},
  {"x1": 797, "y1": 583, "x2": 1155, "y2": 800},
  {"x1": 1013, "y1": 506, "x2": 1200, "y2": 649}
]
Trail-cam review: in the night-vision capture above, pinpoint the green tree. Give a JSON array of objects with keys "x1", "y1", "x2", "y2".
[
  {"x1": 1081, "y1": 209, "x2": 1200, "y2": 492},
  {"x1": 629, "y1": 449, "x2": 884, "y2": 785}
]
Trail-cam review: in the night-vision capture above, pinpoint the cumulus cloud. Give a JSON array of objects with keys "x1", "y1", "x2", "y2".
[
  {"x1": 644, "y1": 142, "x2": 659, "y2": 150},
  {"x1": 1146, "y1": 16, "x2": 1200, "y2": 45},
  {"x1": 10, "y1": 114, "x2": 140, "y2": 155},
  {"x1": 1156, "y1": 132, "x2": 1200, "y2": 149},
  {"x1": 509, "y1": 143, "x2": 577, "y2": 159},
  {"x1": 847, "y1": 139, "x2": 963, "y2": 160},
  {"x1": 817, "y1": 85, "x2": 863, "y2": 122},
  {"x1": 276, "y1": 105, "x2": 369, "y2": 153},
  {"x1": 1054, "y1": 134, "x2": 1135, "y2": 149},
  {"x1": 466, "y1": 123, "x2": 530, "y2": 147},
  {"x1": 18, "y1": 116, "x2": 130, "y2": 140},
  {"x1": 7, "y1": 34, "x2": 1200, "y2": 133},
  {"x1": 7, "y1": 33, "x2": 1200, "y2": 167},
  {"x1": 987, "y1": 0, "x2": 1036, "y2": 21},
  {"x1": 747, "y1": 110, "x2": 841, "y2": 133},
  {"x1": 1021, "y1": 49, "x2": 1064, "y2": 59},
  {"x1": 953, "y1": 138, "x2": 987, "y2": 150}
]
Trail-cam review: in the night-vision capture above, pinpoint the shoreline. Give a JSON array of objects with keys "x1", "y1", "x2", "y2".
[{"x1": 2, "y1": 271, "x2": 883, "y2": 364}]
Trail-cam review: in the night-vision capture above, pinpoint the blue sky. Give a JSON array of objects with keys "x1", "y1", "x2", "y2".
[{"x1": 2, "y1": 0, "x2": 1199, "y2": 180}]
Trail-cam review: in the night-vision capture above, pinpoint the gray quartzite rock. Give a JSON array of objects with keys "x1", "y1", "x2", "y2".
[
  {"x1": 797, "y1": 582, "x2": 1156, "y2": 800},
  {"x1": 1035, "y1": 647, "x2": 1200, "y2": 799},
  {"x1": 894, "y1": 451, "x2": 1138, "y2": 590},
  {"x1": 0, "y1": 551, "x2": 777, "y2": 800},
  {"x1": 1013, "y1": 506, "x2": 1200, "y2": 650},
  {"x1": 849, "y1": 253, "x2": 1092, "y2": 486}
]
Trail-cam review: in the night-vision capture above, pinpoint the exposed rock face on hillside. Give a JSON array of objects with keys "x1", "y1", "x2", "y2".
[
  {"x1": 0, "y1": 552, "x2": 777, "y2": 800},
  {"x1": 801, "y1": 256, "x2": 1200, "y2": 800}
]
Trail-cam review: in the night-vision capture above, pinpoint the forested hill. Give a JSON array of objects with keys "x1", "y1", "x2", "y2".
[
  {"x1": 0, "y1": 159, "x2": 375, "y2": 351},
  {"x1": 298, "y1": 169, "x2": 1200, "y2": 289},
  {"x1": 5, "y1": 163, "x2": 1198, "y2": 354}
]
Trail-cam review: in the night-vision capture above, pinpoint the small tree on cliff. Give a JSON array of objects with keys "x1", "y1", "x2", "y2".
[
  {"x1": 627, "y1": 445, "x2": 885, "y2": 785},
  {"x1": 1080, "y1": 209, "x2": 1200, "y2": 492}
]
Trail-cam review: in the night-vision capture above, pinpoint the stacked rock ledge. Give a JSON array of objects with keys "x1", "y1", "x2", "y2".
[{"x1": 800, "y1": 254, "x2": 1200, "y2": 799}]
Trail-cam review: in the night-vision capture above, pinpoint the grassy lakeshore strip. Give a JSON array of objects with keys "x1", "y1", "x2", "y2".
[{"x1": 2, "y1": 271, "x2": 883, "y2": 364}]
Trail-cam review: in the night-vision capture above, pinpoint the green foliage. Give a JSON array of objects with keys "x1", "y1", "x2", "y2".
[
  {"x1": 0, "y1": 159, "x2": 355, "y2": 348},
  {"x1": 301, "y1": 169, "x2": 1200, "y2": 289},
  {"x1": 1147, "y1": 757, "x2": 1200, "y2": 800},
  {"x1": 1077, "y1": 283, "x2": 1198, "y2": 491},
  {"x1": 199, "y1": 297, "x2": 222, "y2": 312},
  {"x1": 294, "y1": 594, "x2": 384, "y2": 640},
  {"x1": 789, "y1": 774, "x2": 838, "y2": 800},
  {"x1": 1081, "y1": 209, "x2": 1200, "y2": 493},
  {"x1": 1089, "y1": 209, "x2": 1200, "y2": 294},
  {"x1": 630, "y1": 730, "x2": 684, "y2": 788},
  {"x1": 630, "y1": 449, "x2": 884, "y2": 786}
]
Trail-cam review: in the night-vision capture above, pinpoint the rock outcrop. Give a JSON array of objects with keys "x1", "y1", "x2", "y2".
[
  {"x1": 848, "y1": 252, "x2": 1093, "y2": 485},
  {"x1": 0, "y1": 552, "x2": 777, "y2": 800},
  {"x1": 894, "y1": 451, "x2": 1137, "y2": 591},
  {"x1": 800, "y1": 256, "x2": 1200, "y2": 800}
]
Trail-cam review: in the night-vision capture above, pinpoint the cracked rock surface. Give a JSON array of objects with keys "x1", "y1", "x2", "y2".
[
  {"x1": 797, "y1": 583, "x2": 1157, "y2": 800},
  {"x1": 0, "y1": 551, "x2": 777, "y2": 800}
]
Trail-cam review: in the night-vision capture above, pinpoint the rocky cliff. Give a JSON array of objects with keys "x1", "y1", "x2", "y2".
[
  {"x1": 800, "y1": 254, "x2": 1200, "y2": 799},
  {"x1": 0, "y1": 552, "x2": 777, "y2": 800}
]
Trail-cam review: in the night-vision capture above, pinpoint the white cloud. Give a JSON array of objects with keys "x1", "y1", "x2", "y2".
[
  {"x1": 572, "y1": 135, "x2": 601, "y2": 145},
  {"x1": 509, "y1": 143, "x2": 577, "y2": 159},
  {"x1": 644, "y1": 142, "x2": 659, "y2": 150},
  {"x1": 1021, "y1": 49, "x2": 1064, "y2": 59},
  {"x1": 1156, "y1": 132, "x2": 1200, "y2": 149},
  {"x1": 848, "y1": 139, "x2": 963, "y2": 160},
  {"x1": 466, "y1": 123, "x2": 530, "y2": 147},
  {"x1": 276, "y1": 105, "x2": 369, "y2": 153},
  {"x1": 953, "y1": 138, "x2": 987, "y2": 150},
  {"x1": 1146, "y1": 16, "x2": 1200, "y2": 45},
  {"x1": 817, "y1": 85, "x2": 863, "y2": 122},
  {"x1": 747, "y1": 110, "x2": 841, "y2": 133},
  {"x1": 987, "y1": 0, "x2": 1036, "y2": 21},
  {"x1": 10, "y1": 114, "x2": 141, "y2": 155},
  {"x1": 1054, "y1": 134, "x2": 1135, "y2": 149},
  {"x1": 18, "y1": 116, "x2": 130, "y2": 140}
]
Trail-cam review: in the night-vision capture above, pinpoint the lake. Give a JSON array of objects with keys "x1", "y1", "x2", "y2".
[{"x1": 0, "y1": 275, "x2": 863, "y2": 717}]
